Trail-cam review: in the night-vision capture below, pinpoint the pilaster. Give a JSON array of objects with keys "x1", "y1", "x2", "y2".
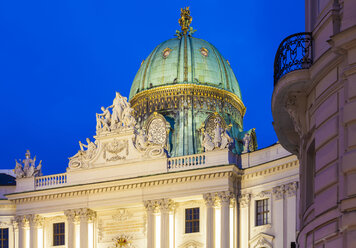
[
  {"x1": 239, "y1": 193, "x2": 250, "y2": 248},
  {"x1": 65, "y1": 209, "x2": 79, "y2": 248},
  {"x1": 218, "y1": 191, "x2": 233, "y2": 248},
  {"x1": 273, "y1": 185, "x2": 285, "y2": 248},
  {"x1": 144, "y1": 200, "x2": 158, "y2": 248},
  {"x1": 203, "y1": 193, "x2": 215, "y2": 248},
  {"x1": 76, "y1": 208, "x2": 96, "y2": 248},
  {"x1": 15, "y1": 216, "x2": 27, "y2": 248},
  {"x1": 27, "y1": 214, "x2": 44, "y2": 248},
  {"x1": 158, "y1": 199, "x2": 175, "y2": 248}
]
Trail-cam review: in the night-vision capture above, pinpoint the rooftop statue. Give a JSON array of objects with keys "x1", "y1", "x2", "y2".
[
  {"x1": 96, "y1": 92, "x2": 136, "y2": 134},
  {"x1": 96, "y1": 106, "x2": 111, "y2": 132},
  {"x1": 71, "y1": 138, "x2": 97, "y2": 161},
  {"x1": 178, "y1": 7, "x2": 192, "y2": 34},
  {"x1": 176, "y1": 7, "x2": 196, "y2": 38},
  {"x1": 14, "y1": 150, "x2": 42, "y2": 178}
]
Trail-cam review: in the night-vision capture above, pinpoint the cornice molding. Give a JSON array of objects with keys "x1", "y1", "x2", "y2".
[
  {"x1": 242, "y1": 160, "x2": 299, "y2": 181},
  {"x1": 11, "y1": 170, "x2": 238, "y2": 204}
]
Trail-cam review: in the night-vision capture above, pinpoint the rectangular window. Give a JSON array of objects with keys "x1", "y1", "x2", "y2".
[
  {"x1": 53, "y1": 222, "x2": 65, "y2": 246},
  {"x1": 306, "y1": 140, "x2": 315, "y2": 208},
  {"x1": 256, "y1": 199, "x2": 269, "y2": 226},
  {"x1": 185, "y1": 208, "x2": 199, "y2": 233},
  {"x1": 0, "y1": 228, "x2": 8, "y2": 248}
]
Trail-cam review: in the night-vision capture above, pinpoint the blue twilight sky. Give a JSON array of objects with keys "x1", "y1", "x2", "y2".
[{"x1": 0, "y1": 0, "x2": 304, "y2": 175}]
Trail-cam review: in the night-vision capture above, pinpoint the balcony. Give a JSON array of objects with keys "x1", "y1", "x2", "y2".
[
  {"x1": 272, "y1": 32, "x2": 313, "y2": 155},
  {"x1": 274, "y1": 32, "x2": 313, "y2": 85}
]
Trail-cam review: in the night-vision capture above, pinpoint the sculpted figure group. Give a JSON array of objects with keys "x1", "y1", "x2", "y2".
[
  {"x1": 96, "y1": 92, "x2": 136, "y2": 133},
  {"x1": 68, "y1": 92, "x2": 167, "y2": 170},
  {"x1": 14, "y1": 150, "x2": 42, "y2": 178},
  {"x1": 203, "y1": 118, "x2": 233, "y2": 152}
]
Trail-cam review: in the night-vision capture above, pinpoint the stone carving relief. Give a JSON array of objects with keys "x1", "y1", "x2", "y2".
[
  {"x1": 68, "y1": 138, "x2": 97, "y2": 170},
  {"x1": 249, "y1": 233, "x2": 274, "y2": 248},
  {"x1": 27, "y1": 214, "x2": 44, "y2": 228},
  {"x1": 239, "y1": 193, "x2": 251, "y2": 208},
  {"x1": 178, "y1": 240, "x2": 204, "y2": 248},
  {"x1": 272, "y1": 182, "x2": 298, "y2": 200},
  {"x1": 103, "y1": 139, "x2": 129, "y2": 161},
  {"x1": 273, "y1": 185, "x2": 285, "y2": 200},
  {"x1": 0, "y1": 221, "x2": 12, "y2": 228},
  {"x1": 68, "y1": 91, "x2": 167, "y2": 171},
  {"x1": 147, "y1": 118, "x2": 166, "y2": 146},
  {"x1": 284, "y1": 93, "x2": 306, "y2": 138},
  {"x1": 255, "y1": 190, "x2": 272, "y2": 199},
  {"x1": 97, "y1": 208, "x2": 145, "y2": 245},
  {"x1": 285, "y1": 182, "x2": 298, "y2": 197},
  {"x1": 14, "y1": 150, "x2": 42, "y2": 178},
  {"x1": 64, "y1": 208, "x2": 96, "y2": 222},
  {"x1": 202, "y1": 115, "x2": 233, "y2": 151},
  {"x1": 113, "y1": 209, "x2": 132, "y2": 222}
]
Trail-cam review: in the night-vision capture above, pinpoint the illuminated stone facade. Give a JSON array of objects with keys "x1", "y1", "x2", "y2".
[{"x1": 0, "y1": 8, "x2": 301, "y2": 248}]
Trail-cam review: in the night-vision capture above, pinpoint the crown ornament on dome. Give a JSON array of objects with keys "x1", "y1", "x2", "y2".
[{"x1": 176, "y1": 7, "x2": 196, "y2": 38}]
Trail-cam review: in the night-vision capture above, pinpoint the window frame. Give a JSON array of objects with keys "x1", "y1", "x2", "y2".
[
  {"x1": 0, "y1": 228, "x2": 9, "y2": 248},
  {"x1": 255, "y1": 199, "x2": 269, "y2": 226},
  {"x1": 53, "y1": 222, "x2": 65, "y2": 246},
  {"x1": 185, "y1": 207, "x2": 200, "y2": 234}
]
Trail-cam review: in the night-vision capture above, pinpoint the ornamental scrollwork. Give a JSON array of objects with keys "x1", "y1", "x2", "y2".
[{"x1": 68, "y1": 138, "x2": 97, "y2": 170}]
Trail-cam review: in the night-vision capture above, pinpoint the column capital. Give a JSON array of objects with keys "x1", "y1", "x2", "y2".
[
  {"x1": 27, "y1": 214, "x2": 44, "y2": 228},
  {"x1": 238, "y1": 193, "x2": 250, "y2": 208},
  {"x1": 64, "y1": 209, "x2": 79, "y2": 223},
  {"x1": 217, "y1": 191, "x2": 234, "y2": 205},
  {"x1": 273, "y1": 185, "x2": 285, "y2": 200},
  {"x1": 285, "y1": 181, "x2": 298, "y2": 197},
  {"x1": 158, "y1": 199, "x2": 175, "y2": 213},
  {"x1": 144, "y1": 200, "x2": 159, "y2": 213},
  {"x1": 76, "y1": 208, "x2": 96, "y2": 222},
  {"x1": 203, "y1": 193, "x2": 215, "y2": 207},
  {"x1": 12, "y1": 220, "x2": 18, "y2": 230},
  {"x1": 15, "y1": 215, "x2": 27, "y2": 228}
]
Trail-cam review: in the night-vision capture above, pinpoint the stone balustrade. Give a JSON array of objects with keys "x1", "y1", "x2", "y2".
[
  {"x1": 16, "y1": 149, "x2": 235, "y2": 192},
  {"x1": 167, "y1": 154, "x2": 206, "y2": 170},
  {"x1": 35, "y1": 173, "x2": 67, "y2": 189}
]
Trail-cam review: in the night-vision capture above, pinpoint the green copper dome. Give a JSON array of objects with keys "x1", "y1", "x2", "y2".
[{"x1": 129, "y1": 36, "x2": 242, "y2": 100}]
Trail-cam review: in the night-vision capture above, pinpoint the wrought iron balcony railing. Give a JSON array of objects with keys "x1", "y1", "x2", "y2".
[{"x1": 274, "y1": 32, "x2": 313, "y2": 85}]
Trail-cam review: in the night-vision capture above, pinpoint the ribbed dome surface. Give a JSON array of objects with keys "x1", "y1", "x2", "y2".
[{"x1": 129, "y1": 36, "x2": 241, "y2": 99}]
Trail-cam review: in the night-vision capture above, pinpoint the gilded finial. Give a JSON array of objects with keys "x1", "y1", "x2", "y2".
[{"x1": 179, "y1": 7, "x2": 192, "y2": 35}]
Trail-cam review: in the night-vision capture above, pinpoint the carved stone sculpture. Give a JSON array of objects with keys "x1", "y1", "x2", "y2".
[
  {"x1": 103, "y1": 139, "x2": 128, "y2": 161},
  {"x1": 242, "y1": 133, "x2": 251, "y2": 153},
  {"x1": 96, "y1": 92, "x2": 137, "y2": 133},
  {"x1": 220, "y1": 130, "x2": 233, "y2": 149},
  {"x1": 213, "y1": 118, "x2": 223, "y2": 147},
  {"x1": 96, "y1": 106, "x2": 111, "y2": 132},
  {"x1": 134, "y1": 128, "x2": 166, "y2": 158},
  {"x1": 202, "y1": 130, "x2": 215, "y2": 151},
  {"x1": 202, "y1": 123, "x2": 233, "y2": 152},
  {"x1": 14, "y1": 150, "x2": 42, "y2": 178},
  {"x1": 68, "y1": 138, "x2": 97, "y2": 169}
]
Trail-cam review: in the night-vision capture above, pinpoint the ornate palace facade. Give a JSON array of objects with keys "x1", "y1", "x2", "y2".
[{"x1": 0, "y1": 8, "x2": 299, "y2": 248}]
